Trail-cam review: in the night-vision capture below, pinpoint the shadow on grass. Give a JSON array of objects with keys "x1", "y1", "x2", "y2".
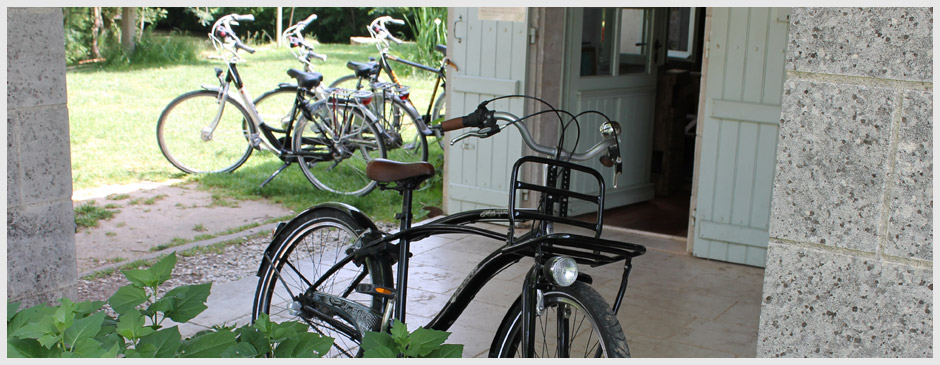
[{"x1": 191, "y1": 153, "x2": 443, "y2": 223}]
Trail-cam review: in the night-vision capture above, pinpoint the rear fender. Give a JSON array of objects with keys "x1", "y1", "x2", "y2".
[{"x1": 256, "y1": 202, "x2": 379, "y2": 276}]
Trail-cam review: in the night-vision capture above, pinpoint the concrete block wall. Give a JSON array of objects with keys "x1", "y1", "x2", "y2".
[
  {"x1": 758, "y1": 8, "x2": 932, "y2": 357},
  {"x1": 6, "y1": 8, "x2": 78, "y2": 305}
]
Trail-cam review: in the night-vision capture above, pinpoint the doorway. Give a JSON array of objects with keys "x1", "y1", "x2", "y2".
[{"x1": 574, "y1": 7, "x2": 706, "y2": 239}]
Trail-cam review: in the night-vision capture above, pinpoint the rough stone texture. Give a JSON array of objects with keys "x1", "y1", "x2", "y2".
[
  {"x1": 7, "y1": 200, "x2": 79, "y2": 304},
  {"x1": 6, "y1": 7, "x2": 77, "y2": 306},
  {"x1": 758, "y1": 242, "x2": 932, "y2": 357},
  {"x1": 8, "y1": 105, "x2": 73, "y2": 205},
  {"x1": 787, "y1": 8, "x2": 933, "y2": 82},
  {"x1": 769, "y1": 80, "x2": 896, "y2": 252},
  {"x1": 7, "y1": 7, "x2": 68, "y2": 109},
  {"x1": 884, "y1": 90, "x2": 933, "y2": 260}
]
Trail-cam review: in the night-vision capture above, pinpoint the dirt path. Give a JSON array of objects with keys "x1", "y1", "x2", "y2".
[{"x1": 72, "y1": 180, "x2": 294, "y2": 274}]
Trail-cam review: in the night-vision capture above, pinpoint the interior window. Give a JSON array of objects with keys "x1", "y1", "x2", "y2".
[
  {"x1": 667, "y1": 8, "x2": 696, "y2": 60},
  {"x1": 580, "y1": 8, "x2": 651, "y2": 77}
]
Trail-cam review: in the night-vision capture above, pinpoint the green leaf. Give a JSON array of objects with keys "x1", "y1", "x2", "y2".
[
  {"x1": 426, "y1": 344, "x2": 463, "y2": 358},
  {"x1": 180, "y1": 330, "x2": 237, "y2": 358},
  {"x1": 108, "y1": 284, "x2": 148, "y2": 315},
  {"x1": 270, "y1": 321, "x2": 309, "y2": 342},
  {"x1": 404, "y1": 327, "x2": 451, "y2": 357},
  {"x1": 116, "y1": 311, "x2": 154, "y2": 341},
  {"x1": 37, "y1": 333, "x2": 61, "y2": 349},
  {"x1": 13, "y1": 316, "x2": 57, "y2": 341},
  {"x1": 123, "y1": 253, "x2": 176, "y2": 289},
  {"x1": 53, "y1": 299, "x2": 76, "y2": 332},
  {"x1": 64, "y1": 311, "x2": 107, "y2": 347},
  {"x1": 153, "y1": 283, "x2": 211, "y2": 323},
  {"x1": 7, "y1": 338, "x2": 61, "y2": 358},
  {"x1": 251, "y1": 313, "x2": 274, "y2": 335},
  {"x1": 70, "y1": 337, "x2": 113, "y2": 358},
  {"x1": 148, "y1": 252, "x2": 178, "y2": 286},
  {"x1": 389, "y1": 319, "x2": 409, "y2": 349},
  {"x1": 8, "y1": 304, "x2": 55, "y2": 338},
  {"x1": 362, "y1": 330, "x2": 398, "y2": 358},
  {"x1": 235, "y1": 325, "x2": 270, "y2": 356},
  {"x1": 122, "y1": 267, "x2": 157, "y2": 289},
  {"x1": 220, "y1": 342, "x2": 259, "y2": 358},
  {"x1": 303, "y1": 332, "x2": 334, "y2": 357},
  {"x1": 94, "y1": 332, "x2": 126, "y2": 355},
  {"x1": 8, "y1": 302, "x2": 21, "y2": 322},
  {"x1": 136, "y1": 326, "x2": 181, "y2": 358},
  {"x1": 272, "y1": 332, "x2": 332, "y2": 358},
  {"x1": 73, "y1": 300, "x2": 106, "y2": 317}
]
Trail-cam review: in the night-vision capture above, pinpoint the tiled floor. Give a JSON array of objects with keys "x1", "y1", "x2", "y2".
[{"x1": 186, "y1": 223, "x2": 766, "y2": 357}]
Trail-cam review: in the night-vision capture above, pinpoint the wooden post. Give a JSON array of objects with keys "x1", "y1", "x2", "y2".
[
  {"x1": 121, "y1": 7, "x2": 137, "y2": 54},
  {"x1": 276, "y1": 7, "x2": 283, "y2": 47}
]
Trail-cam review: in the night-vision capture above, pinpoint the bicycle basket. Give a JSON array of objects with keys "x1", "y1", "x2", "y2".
[{"x1": 508, "y1": 156, "x2": 605, "y2": 241}]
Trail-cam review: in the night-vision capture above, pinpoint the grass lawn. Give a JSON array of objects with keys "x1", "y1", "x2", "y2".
[{"x1": 67, "y1": 37, "x2": 444, "y2": 222}]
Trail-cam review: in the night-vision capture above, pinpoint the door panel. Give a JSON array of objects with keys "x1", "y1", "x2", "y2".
[
  {"x1": 445, "y1": 7, "x2": 528, "y2": 213},
  {"x1": 563, "y1": 8, "x2": 665, "y2": 216},
  {"x1": 691, "y1": 8, "x2": 789, "y2": 267}
]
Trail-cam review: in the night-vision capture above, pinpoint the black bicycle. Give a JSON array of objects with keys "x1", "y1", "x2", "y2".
[
  {"x1": 156, "y1": 14, "x2": 389, "y2": 196},
  {"x1": 252, "y1": 95, "x2": 645, "y2": 358},
  {"x1": 330, "y1": 16, "x2": 453, "y2": 155}
]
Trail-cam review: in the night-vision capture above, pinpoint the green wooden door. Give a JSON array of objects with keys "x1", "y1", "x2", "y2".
[
  {"x1": 444, "y1": 7, "x2": 528, "y2": 213},
  {"x1": 691, "y1": 8, "x2": 790, "y2": 267}
]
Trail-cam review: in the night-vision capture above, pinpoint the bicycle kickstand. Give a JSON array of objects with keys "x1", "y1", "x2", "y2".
[{"x1": 260, "y1": 162, "x2": 291, "y2": 188}]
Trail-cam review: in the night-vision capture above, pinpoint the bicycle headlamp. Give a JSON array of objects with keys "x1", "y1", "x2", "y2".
[{"x1": 545, "y1": 256, "x2": 578, "y2": 287}]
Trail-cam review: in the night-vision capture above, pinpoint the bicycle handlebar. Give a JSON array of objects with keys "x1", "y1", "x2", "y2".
[
  {"x1": 441, "y1": 99, "x2": 625, "y2": 186},
  {"x1": 211, "y1": 14, "x2": 256, "y2": 55}
]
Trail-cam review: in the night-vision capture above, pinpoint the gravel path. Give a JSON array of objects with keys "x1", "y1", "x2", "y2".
[{"x1": 76, "y1": 222, "x2": 398, "y2": 303}]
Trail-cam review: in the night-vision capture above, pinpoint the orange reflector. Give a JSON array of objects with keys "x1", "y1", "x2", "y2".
[{"x1": 376, "y1": 287, "x2": 392, "y2": 295}]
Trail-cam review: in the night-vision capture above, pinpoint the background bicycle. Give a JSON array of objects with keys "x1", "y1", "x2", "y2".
[
  {"x1": 330, "y1": 16, "x2": 454, "y2": 159},
  {"x1": 156, "y1": 14, "x2": 389, "y2": 196}
]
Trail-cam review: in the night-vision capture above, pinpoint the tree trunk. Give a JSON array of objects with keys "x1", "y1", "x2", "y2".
[
  {"x1": 121, "y1": 7, "x2": 136, "y2": 54},
  {"x1": 91, "y1": 7, "x2": 102, "y2": 58}
]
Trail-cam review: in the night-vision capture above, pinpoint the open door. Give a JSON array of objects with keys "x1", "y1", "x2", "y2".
[
  {"x1": 690, "y1": 8, "x2": 790, "y2": 267},
  {"x1": 444, "y1": 7, "x2": 528, "y2": 213},
  {"x1": 563, "y1": 8, "x2": 666, "y2": 215}
]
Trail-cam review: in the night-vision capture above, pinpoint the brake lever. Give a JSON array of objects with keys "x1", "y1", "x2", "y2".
[{"x1": 450, "y1": 130, "x2": 487, "y2": 146}]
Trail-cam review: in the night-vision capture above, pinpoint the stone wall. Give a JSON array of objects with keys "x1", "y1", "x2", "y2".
[
  {"x1": 6, "y1": 7, "x2": 78, "y2": 305},
  {"x1": 758, "y1": 8, "x2": 932, "y2": 357}
]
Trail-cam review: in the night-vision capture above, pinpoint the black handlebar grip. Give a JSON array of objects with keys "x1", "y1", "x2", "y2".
[{"x1": 236, "y1": 41, "x2": 256, "y2": 54}]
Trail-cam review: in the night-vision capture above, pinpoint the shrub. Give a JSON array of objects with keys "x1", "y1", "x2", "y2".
[{"x1": 7, "y1": 253, "x2": 332, "y2": 358}]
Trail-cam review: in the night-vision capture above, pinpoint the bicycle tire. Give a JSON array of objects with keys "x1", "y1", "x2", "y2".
[
  {"x1": 293, "y1": 99, "x2": 387, "y2": 196},
  {"x1": 252, "y1": 207, "x2": 393, "y2": 357},
  {"x1": 429, "y1": 91, "x2": 447, "y2": 149},
  {"x1": 156, "y1": 89, "x2": 254, "y2": 174},
  {"x1": 254, "y1": 85, "x2": 318, "y2": 137},
  {"x1": 489, "y1": 281, "x2": 630, "y2": 358}
]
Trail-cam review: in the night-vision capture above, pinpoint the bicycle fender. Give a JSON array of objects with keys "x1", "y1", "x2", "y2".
[{"x1": 257, "y1": 203, "x2": 379, "y2": 277}]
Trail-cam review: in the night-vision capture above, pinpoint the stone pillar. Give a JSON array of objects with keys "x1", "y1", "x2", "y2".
[
  {"x1": 7, "y1": 8, "x2": 78, "y2": 306},
  {"x1": 758, "y1": 8, "x2": 932, "y2": 357}
]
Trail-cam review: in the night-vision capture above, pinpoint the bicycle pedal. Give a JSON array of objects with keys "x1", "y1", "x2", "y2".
[{"x1": 356, "y1": 284, "x2": 396, "y2": 299}]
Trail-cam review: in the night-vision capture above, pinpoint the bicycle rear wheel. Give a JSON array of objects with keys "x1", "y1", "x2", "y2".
[
  {"x1": 252, "y1": 207, "x2": 393, "y2": 357},
  {"x1": 380, "y1": 98, "x2": 428, "y2": 165},
  {"x1": 156, "y1": 90, "x2": 254, "y2": 174},
  {"x1": 489, "y1": 281, "x2": 630, "y2": 358},
  {"x1": 294, "y1": 100, "x2": 386, "y2": 196}
]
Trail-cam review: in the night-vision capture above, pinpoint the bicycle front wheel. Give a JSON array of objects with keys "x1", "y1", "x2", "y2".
[
  {"x1": 294, "y1": 100, "x2": 386, "y2": 196},
  {"x1": 252, "y1": 208, "x2": 393, "y2": 357},
  {"x1": 489, "y1": 281, "x2": 630, "y2": 358},
  {"x1": 156, "y1": 90, "x2": 254, "y2": 174}
]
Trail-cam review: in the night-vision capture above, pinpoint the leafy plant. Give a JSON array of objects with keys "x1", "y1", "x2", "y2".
[
  {"x1": 361, "y1": 319, "x2": 462, "y2": 358},
  {"x1": 74, "y1": 201, "x2": 120, "y2": 229},
  {"x1": 7, "y1": 253, "x2": 333, "y2": 358},
  {"x1": 401, "y1": 7, "x2": 447, "y2": 77}
]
